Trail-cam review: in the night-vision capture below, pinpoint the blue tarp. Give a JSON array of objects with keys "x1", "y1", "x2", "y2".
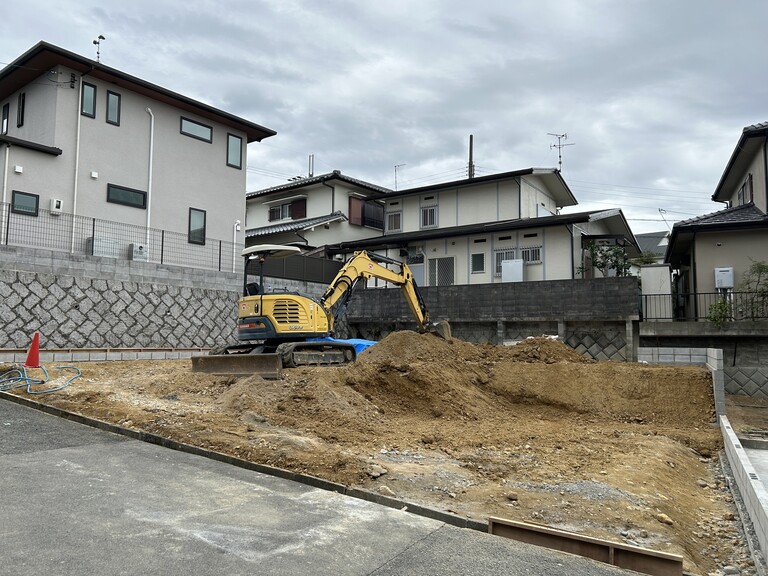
[{"x1": 307, "y1": 337, "x2": 377, "y2": 354}]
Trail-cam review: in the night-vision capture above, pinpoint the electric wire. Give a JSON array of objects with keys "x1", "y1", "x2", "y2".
[{"x1": 0, "y1": 365, "x2": 82, "y2": 394}]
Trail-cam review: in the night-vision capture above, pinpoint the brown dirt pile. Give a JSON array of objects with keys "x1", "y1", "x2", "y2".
[{"x1": 3, "y1": 334, "x2": 755, "y2": 575}]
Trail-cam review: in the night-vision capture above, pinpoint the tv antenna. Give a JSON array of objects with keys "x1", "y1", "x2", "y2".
[
  {"x1": 548, "y1": 132, "x2": 574, "y2": 171},
  {"x1": 93, "y1": 35, "x2": 105, "y2": 63}
]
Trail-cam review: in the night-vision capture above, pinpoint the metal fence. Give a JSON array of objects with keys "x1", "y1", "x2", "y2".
[
  {"x1": 641, "y1": 291, "x2": 768, "y2": 321},
  {"x1": 0, "y1": 202, "x2": 240, "y2": 273}
]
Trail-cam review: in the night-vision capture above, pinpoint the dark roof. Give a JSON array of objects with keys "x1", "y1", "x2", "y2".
[
  {"x1": 247, "y1": 170, "x2": 392, "y2": 199},
  {"x1": 711, "y1": 122, "x2": 768, "y2": 202},
  {"x1": 391, "y1": 167, "x2": 578, "y2": 208},
  {"x1": 245, "y1": 211, "x2": 347, "y2": 238},
  {"x1": 665, "y1": 203, "x2": 768, "y2": 265},
  {"x1": 634, "y1": 231, "x2": 669, "y2": 256},
  {"x1": 0, "y1": 134, "x2": 61, "y2": 155},
  {"x1": 0, "y1": 41, "x2": 276, "y2": 143},
  {"x1": 327, "y1": 209, "x2": 639, "y2": 255}
]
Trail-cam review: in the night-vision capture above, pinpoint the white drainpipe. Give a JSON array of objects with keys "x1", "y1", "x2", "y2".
[
  {"x1": 70, "y1": 78, "x2": 84, "y2": 253},
  {"x1": 1, "y1": 143, "x2": 9, "y2": 245},
  {"x1": 145, "y1": 107, "x2": 154, "y2": 248},
  {"x1": 233, "y1": 220, "x2": 241, "y2": 273}
]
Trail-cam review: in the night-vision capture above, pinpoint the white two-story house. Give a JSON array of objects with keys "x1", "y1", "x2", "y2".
[
  {"x1": 328, "y1": 168, "x2": 639, "y2": 286},
  {"x1": 244, "y1": 170, "x2": 390, "y2": 252},
  {"x1": 0, "y1": 41, "x2": 275, "y2": 263}
]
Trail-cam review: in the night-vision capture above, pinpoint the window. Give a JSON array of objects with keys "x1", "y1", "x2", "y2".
[
  {"x1": 737, "y1": 174, "x2": 753, "y2": 206},
  {"x1": 180, "y1": 117, "x2": 212, "y2": 142},
  {"x1": 106, "y1": 91, "x2": 121, "y2": 125},
  {"x1": 428, "y1": 257, "x2": 454, "y2": 286},
  {"x1": 494, "y1": 249, "x2": 516, "y2": 276},
  {"x1": 16, "y1": 93, "x2": 25, "y2": 127},
  {"x1": 471, "y1": 253, "x2": 485, "y2": 273},
  {"x1": 1, "y1": 103, "x2": 8, "y2": 134},
  {"x1": 420, "y1": 205, "x2": 437, "y2": 229},
  {"x1": 81, "y1": 82, "x2": 96, "y2": 117},
  {"x1": 268, "y1": 198, "x2": 306, "y2": 222},
  {"x1": 227, "y1": 134, "x2": 242, "y2": 168},
  {"x1": 188, "y1": 208, "x2": 206, "y2": 245},
  {"x1": 107, "y1": 184, "x2": 146, "y2": 209},
  {"x1": 349, "y1": 197, "x2": 384, "y2": 229},
  {"x1": 386, "y1": 211, "x2": 402, "y2": 233},
  {"x1": 521, "y1": 246, "x2": 542, "y2": 264},
  {"x1": 11, "y1": 190, "x2": 39, "y2": 216}
]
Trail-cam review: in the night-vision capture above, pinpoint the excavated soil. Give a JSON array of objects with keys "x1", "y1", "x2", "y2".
[{"x1": 2, "y1": 334, "x2": 759, "y2": 575}]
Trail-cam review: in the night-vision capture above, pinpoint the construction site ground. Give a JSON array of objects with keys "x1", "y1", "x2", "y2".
[{"x1": 3, "y1": 333, "x2": 764, "y2": 576}]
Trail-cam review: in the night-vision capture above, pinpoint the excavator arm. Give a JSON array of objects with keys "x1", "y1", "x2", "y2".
[{"x1": 320, "y1": 251, "x2": 430, "y2": 331}]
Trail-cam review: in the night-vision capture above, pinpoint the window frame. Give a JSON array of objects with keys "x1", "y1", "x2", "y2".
[
  {"x1": 16, "y1": 92, "x2": 25, "y2": 128},
  {"x1": 11, "y1": 190, "x2": 39, "y2": 216},
  {"x1": 227, "y1": 133, "x2": 243, "y2": 168},
  {"x1": 180, "y1": 117, "x2": 213, "y2": 143},
  {"x1": 188, "y1": 207, "x2": 207, "y2": 245},
  {"x1": 106, "y1": 183, "x2": 147, "y2": 209},
  {"x1": 521, "y1": 245, "x2": 542, "y2": 264},
  {"x1": 494, "y1": 249, "x2": 517, "y2": 276},
  {"x1": 81, "y1": 82, "x2": 96, "y2": 118},
  {"x1": 106, "y1": 90, "x2": 121, "y2": 126},
  {"x1": 386, "y1": 211, "x2": 402, "y2": 233},
  {"x1": 420, "y1": 205, "x2": 438, "y2": 229},
  {"x1": 471, "y1": 252, "x2": 485, "y2": 274},
  {"x1": 1, "y1": 103, "x2": 8, "y2": 134}
]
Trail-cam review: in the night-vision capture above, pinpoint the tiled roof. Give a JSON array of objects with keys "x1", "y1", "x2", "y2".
[
  {"x1": 245, "y1": 211, "x2": 347, "y2": 238},
  {"x1": 673, "y1": 203, "x2": 768, "y2": 229},
  {"x1": 247, "y1": 171, "x2": 391, "y2": 199},
  {"x1": 744, "y1": 122, "x2": 768, "y2": 134},
  {"x1": 634, "y1": 231, "x2": 668, "y2": 256}
]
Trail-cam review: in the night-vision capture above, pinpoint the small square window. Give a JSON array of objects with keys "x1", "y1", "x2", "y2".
[
  {"x1": 181, "y1": 117, "x2": 212, "y2": 142},
  {"x1": 420, "y1": 206, "x2": 437, "y2": 229},
  {"x1": 106, "y1": 91, "x2": 121, "y2": 125},
  {"x1": 471, "y1": 253, "x2": 485, "y2": 273},
  {"x1": 386, "y1": 211, "x2": 402, "y2": 233},
  {"x1": 82, "y1": 82, "x2": 96, "y2": 118},
  {"x1": 11, "y1": 190, "x2": 39, "y2": 216},
  {"x1": 227, "y1": 134, "x2": 242, "y2": 168},
  {"x1": 107, "y1": 184, "x2": 146, "y2": 209},
  {"x1": 189, "y1": 208, "x2": 206, "y2": 245}
]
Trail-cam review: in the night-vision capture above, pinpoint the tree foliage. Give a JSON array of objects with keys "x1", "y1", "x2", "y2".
[{"x1": 580, "y1": 241, "x2": 632, "y2": 278}]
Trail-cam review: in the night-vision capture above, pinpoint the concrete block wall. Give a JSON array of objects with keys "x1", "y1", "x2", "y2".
[
  {"x1": 721, "y1": 416, "x2": 768, "y2": 560},
  {"x1": 0, "y1": 246, "x2": 241, "y2": 351}
]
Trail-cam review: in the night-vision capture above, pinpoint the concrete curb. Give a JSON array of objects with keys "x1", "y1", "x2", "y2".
[{"x1": 0, "y1": 390, "x2": 487, "y2": 533}]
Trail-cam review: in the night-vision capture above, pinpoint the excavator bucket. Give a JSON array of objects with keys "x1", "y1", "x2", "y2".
[
  {"x1": 430, "y1": 320, "x2": 452, "y2": 340},
  {"x1": 191, "y1": 353, "x2": 282, "y2": 379}
]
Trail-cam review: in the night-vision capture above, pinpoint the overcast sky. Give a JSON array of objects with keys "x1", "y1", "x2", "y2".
[{"x1": 3, "y1": 0, "x2": 767, "y2": 234}]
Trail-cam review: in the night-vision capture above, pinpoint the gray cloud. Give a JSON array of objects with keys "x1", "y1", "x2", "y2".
[{"x1": 3, "y1": 0, "x2": 767, "y2": 232}]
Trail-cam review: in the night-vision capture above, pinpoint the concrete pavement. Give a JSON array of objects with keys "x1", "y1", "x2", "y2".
[{"x1": 0, "y1": 398, "x2": 631, "y2": 576}]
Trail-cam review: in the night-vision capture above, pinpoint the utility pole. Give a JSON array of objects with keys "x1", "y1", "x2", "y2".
[
  {"x1": 394, "y1": 164, "x2": 406, "y2": 191},
  {"x1": 467, "y1": 134, "x2": 475, "y2": 179},
  {"x1": 548, "y1": 132, "x2": 574, "y2": 171}
]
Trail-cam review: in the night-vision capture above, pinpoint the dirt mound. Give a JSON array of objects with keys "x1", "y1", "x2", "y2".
[{"x1": 357, "y1": 333, "x2": 592, "y2": 365}]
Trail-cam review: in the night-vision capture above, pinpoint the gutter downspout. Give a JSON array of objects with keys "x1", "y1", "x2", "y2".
[
  {"x1": 1, "y1": 143, "x2": 9, "y2": 245},
  {"x1": 764, "y1": 138, "x2": 768, "y2": 207},
  {"x1": 70, "y1": 75, "x2": 85, "y2": 253},
  {"x1": 321, "y1": 178, "x2": 335, "y2": 213},
  {"x1": 145, "y1": 108, "x2": 154, "y2": 248}
]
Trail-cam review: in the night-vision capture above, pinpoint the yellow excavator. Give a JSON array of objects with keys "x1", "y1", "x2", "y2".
[{"x1": 193, "y1": 245, "x2": 450, "y2": 377}]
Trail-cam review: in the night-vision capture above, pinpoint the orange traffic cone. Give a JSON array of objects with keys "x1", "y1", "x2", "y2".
[{"x1": 24, "y1": 331, "x2": 41, "y2": 369}]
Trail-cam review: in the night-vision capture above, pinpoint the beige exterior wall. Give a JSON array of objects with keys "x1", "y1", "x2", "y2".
[
  {"x1": 724, "y1": 146, "x2": 766, "y2": 212},
  {"x1": 2, "y1": 65, "x2": 251, "y2": 246},
  {"x1": 694, "y1": 229, "x2": 768, "y2": 292}
]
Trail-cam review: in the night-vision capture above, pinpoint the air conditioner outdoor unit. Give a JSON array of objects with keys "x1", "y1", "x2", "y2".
[
  {"x1": 86, "y1": 237, "x2": 120, "y2": 258},
  {"x1": 129, "y1": 243, "x2": 149, "y2": 261},
  {"x1": 50, "y1": 198, "x2": 63, "y2": 215}
]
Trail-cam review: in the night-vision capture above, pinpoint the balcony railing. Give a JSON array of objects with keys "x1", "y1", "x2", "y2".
[
  {"x1": 641, "y1": 291, "x2": 768, "y2": 321},
  {"x1": 0, "y1": 202, "x2": 240, "y2": 273}
]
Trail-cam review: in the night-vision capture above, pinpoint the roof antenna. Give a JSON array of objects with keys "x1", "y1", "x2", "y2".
[
  {"x1": 93, "y1": 35, "x2": 105, "y2": 63},
  {"x1": 548, "y1": 132, "x2": 574, "y2": 171}
]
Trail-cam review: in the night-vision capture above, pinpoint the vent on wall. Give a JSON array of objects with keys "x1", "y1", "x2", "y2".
[{"x1": 129, "y1": 243, "x2": 149, "y2": 261}]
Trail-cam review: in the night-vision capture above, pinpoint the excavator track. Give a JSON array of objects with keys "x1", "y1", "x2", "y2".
[{"x1": 276, "y1": 341, "x2": 357, "y2": 368}]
